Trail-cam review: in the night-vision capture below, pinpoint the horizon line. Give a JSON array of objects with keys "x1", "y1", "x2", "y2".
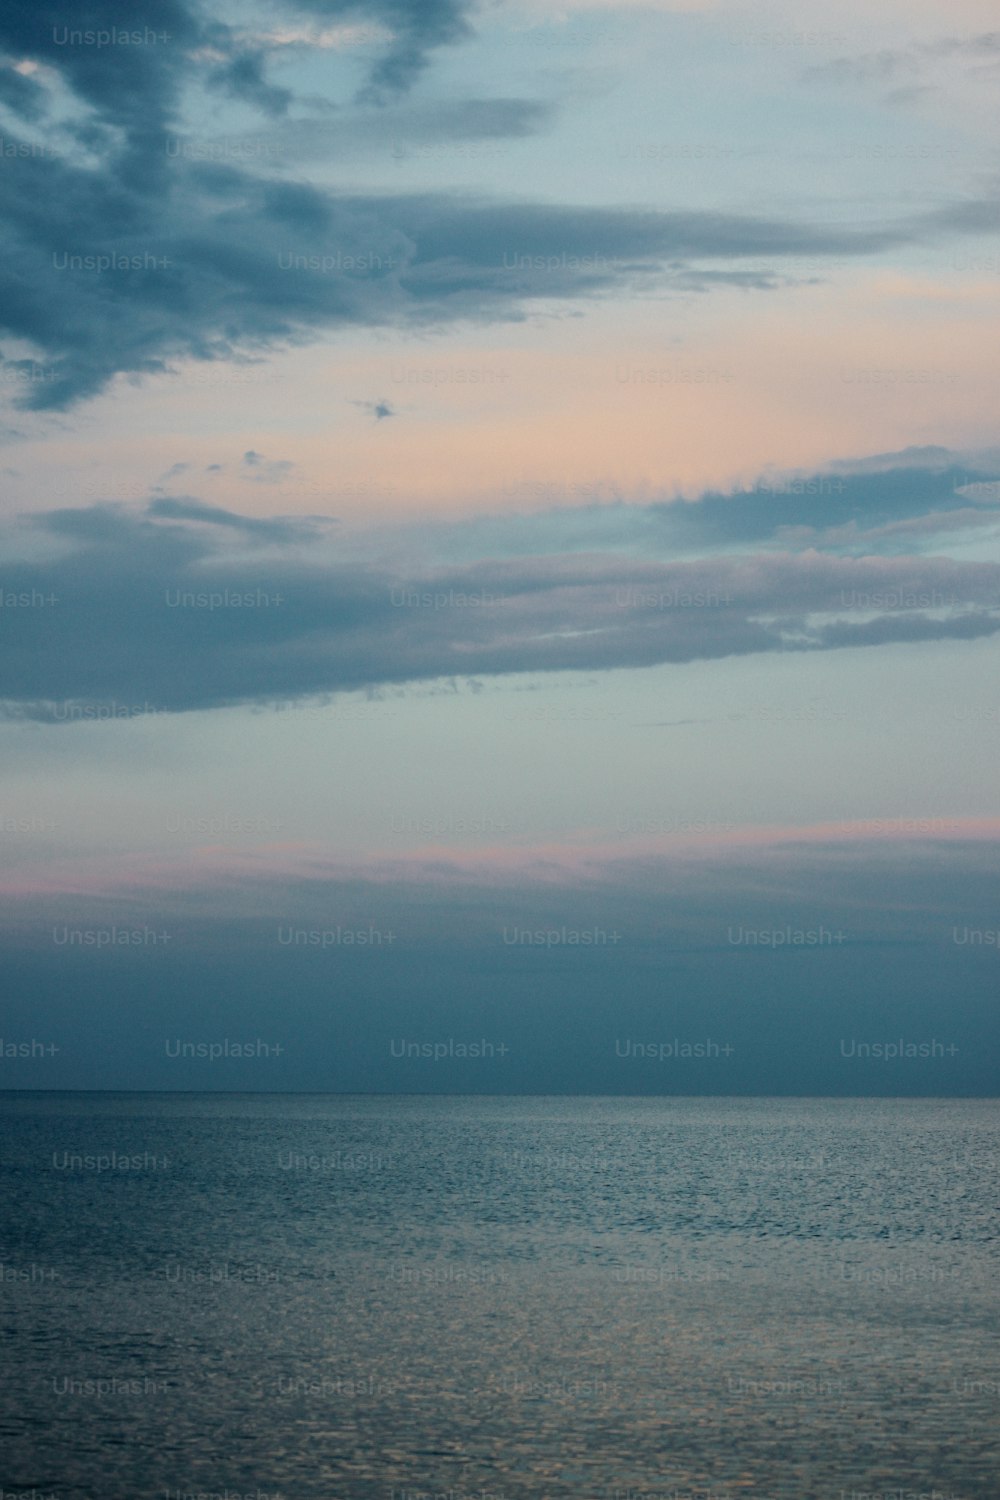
[{"x1": 0, "y1": 1089, "x2": 995, "y2": 1100}]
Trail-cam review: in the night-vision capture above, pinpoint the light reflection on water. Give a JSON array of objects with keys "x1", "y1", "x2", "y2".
[{"x1": 0, "y1": 1094, "x2": 997, "y2": 1499}]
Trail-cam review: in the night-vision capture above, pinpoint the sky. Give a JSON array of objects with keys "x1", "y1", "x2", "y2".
[{"x1": 0, "y1": 0, "x2": 998, "y2": 1093}]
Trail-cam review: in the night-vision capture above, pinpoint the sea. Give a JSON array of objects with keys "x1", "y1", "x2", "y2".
[{"x1": 0, "y1": 1093, "x2": 997, "y2": 1500}]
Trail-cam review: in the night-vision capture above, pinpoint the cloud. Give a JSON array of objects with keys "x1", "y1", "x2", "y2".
[
  {"x1": 3, "y1": 455, "x2": 1000, "y2": 718},
  {"x1": 157, "y1": 462, "x2": 190, "y2": 483},
  {"x1": 0, "y1": 151, "x2": 927, "y2": 410},
  {"x1": 207, "y1": 48, "x2": 295, "y2": 115},
  {"x1": 146, "y1": 496, "x2": 328, "y2": 540},
  {"x1": 293, "y1": 0, "x2": 476, "y2": 100},
  {"x1": 351, "y1": 398, "x2": 396, "y2": 420},
  {"x1": 272, "y1": 96, "x2": 556, "y2": 161},
  {"x1": 0, "y1": 0, "x2": 478, "y2": 126},
  {"x1": 241, "y1": 451, "x2": 296, "y2": 483},
  {"x1": 3, "y1": 0, "x2": 981, "y2": 413},
  {"x1": 1, "y1": 828, "x2": 997, "y2": 1092},
  {"x1": 805, "y1": 30, "x2": 1000, "y2": 97},
  {"x1": 399, "y1": 450, "x2": 1000, "y2": 561},
  {"x1": 0, "y1": 61, "x2": 45, "y2": 118}
]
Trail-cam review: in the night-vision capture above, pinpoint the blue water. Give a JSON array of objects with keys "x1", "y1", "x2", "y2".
[{"x1": 1, "y1": 1094, "x2": 997, "y2": 1500}]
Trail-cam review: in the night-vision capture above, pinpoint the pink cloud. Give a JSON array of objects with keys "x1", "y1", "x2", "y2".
[{"x1": 4, "y1": 817, "x2": 999, "y2": 909}]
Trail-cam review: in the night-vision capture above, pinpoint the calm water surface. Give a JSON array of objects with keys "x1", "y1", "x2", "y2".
[{"x1": 1, "y1": 1094, "x2": 997, "y2": 1500}]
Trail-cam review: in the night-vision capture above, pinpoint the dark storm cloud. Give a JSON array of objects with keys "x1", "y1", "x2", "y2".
[{"x1": 3, "y1": 465, "x2": 1000, "y2": 717}]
